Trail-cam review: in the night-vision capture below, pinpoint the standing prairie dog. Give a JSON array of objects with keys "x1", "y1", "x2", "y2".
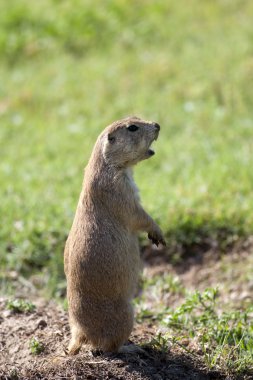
[{"x1": 64, "y1": 116, "x2": 166, "y2": 355}]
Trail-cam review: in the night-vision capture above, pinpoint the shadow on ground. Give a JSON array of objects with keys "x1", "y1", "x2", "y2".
[
  {"x1": 103, "y1": 346, "x2": 224, "y2": 380},
  {"x1": 141, "y1": 228, "x2": 252, "y2": 275},
  {"x1": 20, "y1": 345, "x2": 225, "y2": 380},
  {"x1": 0, "y1": 299, "x2": 228, "y2": 380}
]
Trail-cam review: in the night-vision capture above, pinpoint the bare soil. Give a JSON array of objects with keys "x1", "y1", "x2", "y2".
[
  {"x1": 1, "y1": 242, "x2": 252, "y2": 380},
  {"x1": 0, "y1": 298, "x2": 218, "y2": 380}
]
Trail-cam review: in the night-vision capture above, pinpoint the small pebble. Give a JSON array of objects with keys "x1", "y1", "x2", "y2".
[{"x1": 37, "y1": 318, "x2": 47, "y2": 329}]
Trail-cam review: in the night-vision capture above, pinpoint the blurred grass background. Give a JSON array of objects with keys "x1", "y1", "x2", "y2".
[{"x1": 1, "y1": 0, "x2": 253, "y2": 295}]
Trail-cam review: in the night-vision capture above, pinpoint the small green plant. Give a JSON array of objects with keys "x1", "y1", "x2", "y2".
[
  {"x1": 147, "y1": 331, "x2": 171, "y2": 354},
  {"x1": 29, "y1": 337, "x2": 45, "y2": 355},
  {"x1": 9, "y1": 368, "x2": 18, "y2": 380},
  {"x1": 158, "y1": 288, "x2": 253, "y2": 376},
  {"x1": 135, "y1": 273, "x2": 186, "y2": 324},
  {"x1": 6, "y1": 299, "x2": 36, "y2": 313}
]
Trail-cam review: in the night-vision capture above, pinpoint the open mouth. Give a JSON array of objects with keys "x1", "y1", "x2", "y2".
[
  {"x1": 147, "y1": 132, "x2": 158, "y2": 156},
  {"x1": 147, "y1": 139, "x2": 157, "y2": 156}
]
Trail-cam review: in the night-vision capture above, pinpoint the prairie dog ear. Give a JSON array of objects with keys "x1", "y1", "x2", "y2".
[{"x1": 108, "y1": 133, "x2": 115, "y2": 143}]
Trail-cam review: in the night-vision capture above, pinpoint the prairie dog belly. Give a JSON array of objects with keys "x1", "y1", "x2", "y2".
[{"x1": 68, "y1": 224, "x2": 140, "y2": 300}]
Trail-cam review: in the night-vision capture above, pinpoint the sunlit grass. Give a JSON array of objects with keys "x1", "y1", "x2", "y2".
[
  {"x1": 1, "y1": 1, "x2": 253, "y2": 376},
  {"x1": 0, "y1": 0, "x2": 253, "y2": 297},
  {"x1": 144, "y1": 288, "x2": 253, "y2": 377}
]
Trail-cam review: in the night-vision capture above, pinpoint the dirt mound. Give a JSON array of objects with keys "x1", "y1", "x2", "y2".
[
  {"x1": 1, "y1": 244, "x2": 252, "y2": 379},
  {"x1": 0, "y1": 298, "x2": 223, "y2": 380}
]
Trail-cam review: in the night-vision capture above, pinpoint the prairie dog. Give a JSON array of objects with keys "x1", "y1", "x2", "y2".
[{"x1": 64, "y1": 116, "x2": 166, "y2": 354}]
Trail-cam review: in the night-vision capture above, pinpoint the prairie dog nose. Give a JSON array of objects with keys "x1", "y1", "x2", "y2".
[{"x1": 153, "y1": 123, "x2": 160, "y2": 131}]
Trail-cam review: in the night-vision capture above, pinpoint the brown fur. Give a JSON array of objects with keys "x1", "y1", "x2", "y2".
[{"x1": 64, "y1": 116, "x2": 166, "y2": 354}]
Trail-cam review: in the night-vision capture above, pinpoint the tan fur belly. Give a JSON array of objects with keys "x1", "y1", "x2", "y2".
[{"x1": 67, "y1": 227, "x2": 140, "y2": 300}]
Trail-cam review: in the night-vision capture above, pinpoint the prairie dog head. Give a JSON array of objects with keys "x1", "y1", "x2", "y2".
[{"x1": 101, "y1": 116, "x2": 160, "y2": 168}]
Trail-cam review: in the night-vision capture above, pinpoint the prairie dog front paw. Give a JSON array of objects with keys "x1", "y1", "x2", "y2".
[{"x1": 148, "y1": 227, "x2": 166, "y2": 247}]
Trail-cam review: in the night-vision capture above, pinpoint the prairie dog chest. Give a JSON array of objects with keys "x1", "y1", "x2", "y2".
[{"x1": 124, "y1": 168, "x2": 140, "y2": 202}]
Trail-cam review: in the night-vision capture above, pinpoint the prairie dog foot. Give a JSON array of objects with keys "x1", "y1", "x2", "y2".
[
  {"x1": 118, "y1": 344, "x2": 146, "y2": 354},
  {"x1": 68, "y1": 329, "x2": 87, "y2": 355},
  {"x1": 68, "y1": 342, "x2": 82, "y2": 355}
]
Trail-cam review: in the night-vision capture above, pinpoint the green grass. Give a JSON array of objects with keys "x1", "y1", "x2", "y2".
[
  {"x1": 6, "y1": 298, "x2": 36, "y2": 313},
  {"x1": 145, "y1": 288, "x2": 253, "y2": 377},
  {"x1": 1, "y1": 0, "x2": 253, "y2": 290},
  {"x1": 0, "y1": 1, "x2": 253, "y2": 374}
]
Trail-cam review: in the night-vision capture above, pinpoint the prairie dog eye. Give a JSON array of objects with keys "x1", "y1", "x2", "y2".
[
  {"x1": 127, "y1": 124, "x2": 139, "y2": 132},
  {"x1": 108, "y1": 134, "x2": 115, "y2": 143}
]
